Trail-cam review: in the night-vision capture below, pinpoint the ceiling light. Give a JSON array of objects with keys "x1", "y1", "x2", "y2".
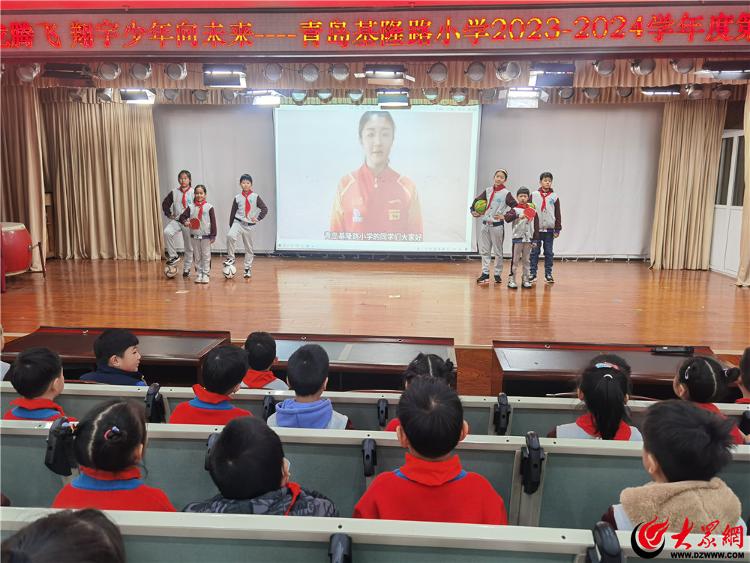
[
  {"x1": 291, "y1": 90, "x2": 307, "y2": 104},
  {"x1": 165, "y1": 63, "x2": 187, "y2": 81},
  {"x1": 354, "y1": 64, "x2": 414, "y2": 86},
  {"x1": 221, "y1": 89, "x2": 237, "y2": 102},
  {"x1": 466, "y1": 62, "x2": 486, "y2": 82},
  {"x1": 428, "y1": 62, "x2": 448, "y2": 83},
  {"x1": 317, "y1": 89, "x2": 333, "y2": 102},
  {"x1": 252, "y1": 91, "x2": 281, "y2": 107},
  {"x1": 264, "y1": 63, "x2": 283, "y2": 82},
  {"x1": 97, "y1": 63, "x2": 121, "y2": 81},
  {"x1": 630, "y1": 59, "x2": 656, "y2": 77},
  {"x1": 696, "y1": 60, "x2": 750, "y2": 81},
  {"x1": 593, "y1": 60, "x2": 616, "y2": 77},
  {"x1": 499, "y1": 87, "x2": 549, "y2": 108},
  {"x1": 714, "y1": 85, "x2": 733, "y2": 100},
  {"x1": 16, "y1": 63, "x2": 40, "y2": 82},
  {"x1": 129, "y1": 63, "x2": 152, "y2": 81},
  {"x1": 300, "y1": 63, "x2": 320, "y2": 83},
  {"x1": 377, "y1": 88, "x2": 410, "y2": 109},
  {"x1": 686, "y1": 84, "x2": 704, "y2": 100},
  {"x1": 641, "y1": 86, "x2": 681, "y2": 97},
  {"x1": 120, "y1": 88, "x2": 156, "y2": 104},
  {"x1": 583, "y1": 88, "x2": 601, "y2": 100},
  {"x1": 558, "y1": 87, "x2": 575, "y2": 100},
  {"x1": 496, "y1": 61, "x2": 522, "y2": 82},
  {"x1": 616, "y1": 87, "x2": 633, "y2": 98},
  {"x1": 330, "y1": 63, "x2": 349, "y2": 81},
  {"x1": 423, "y1": 87, "x2": 439, "y2": 103},
  {"x1": 529, "y1": 63, "x2": 575, "y2": 87},
  {"x1": 348, "y1": 89, "x2": 364, "y2": 103},
  {"x1": 163, "y1": 88, "x2": 180, "y2": 101},
  {"x1": 203, "y1": 65, "x2": 246, "y2": 88},
  {"x1": 191, "y1": 89, "x2": 208, "y2": 103},
  {"x1": 480, "y1": 88, "x2": 499, "y2": 104},
  {"x1": 96, "y1": 87, "x2": 113, "y2": 102},
  {"x1": 450, "y1": 88, "x2": 468, "y2": 104},
  {"x1": 670, "y1": 59, "x2": 694, "y2": 74}
]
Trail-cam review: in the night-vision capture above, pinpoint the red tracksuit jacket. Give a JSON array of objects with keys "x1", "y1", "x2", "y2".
[
  {"x1": 52, "y1": 466, "x2": 175, "y2": 512},
  {"x1": 353, "y1": 453, "x2": 507, "y2": 524},
  {"x1": 3, "y1": 397, "x2": 75, "y2": 422},
  {"x1": 242, "y1": 368, "x2": 277, "y2": 388},
  {"x1": 169, "y1": 384, "x2": 252, "y2": 425}
]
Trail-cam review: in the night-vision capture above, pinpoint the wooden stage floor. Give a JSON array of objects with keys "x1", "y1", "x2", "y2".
[{"x1": 2, "y1": 257, "x2": 748, "y2": 352}]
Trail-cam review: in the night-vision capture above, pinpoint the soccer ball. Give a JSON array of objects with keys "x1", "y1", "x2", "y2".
[
  {"x1": 164, "y1": 264, "x2": 178, "y2": 279},
  {"x1": 473, "y1": 199, "x2": 488, "y2": 214},
  {"x1": 223, "y1": 264, "x2": 237, "y2": 279}
]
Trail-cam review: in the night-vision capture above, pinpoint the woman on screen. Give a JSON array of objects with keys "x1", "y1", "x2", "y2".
[{"x1": 329, "y1": 111, "x2": 423, "y2": 240}]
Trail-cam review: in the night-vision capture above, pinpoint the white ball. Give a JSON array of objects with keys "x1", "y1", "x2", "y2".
[
  {"x1": 164, "y1": 264, "x2": 178, "y2": 279},
  {"x1": 223, "y1": 264, "x2": 237, "y2": 279}
]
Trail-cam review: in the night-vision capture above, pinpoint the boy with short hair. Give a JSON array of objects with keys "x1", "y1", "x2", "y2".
[
  {"x1": 242, "y1": 332, "x2": 288, "y2": 390},
  {"x1": 170, "y1": 345, "x2": 252, "y2": 425},
  {"x1": 602, "y1": 400, "x2": 743, "y2": 531},
  {"x1": 184, "y1": 416, "x2": 338, "y2": 516},
  {"x1": 530, "y1": 172, "x2": 561, "y2": 284},
  {"x1": 353, "y1": 378, "x2": 507, "y2": 524},
  {"x1": 3, "y1": 347, "x2": 73, "y2": 421},
  {"x1": 266, "y1": 344, "x2": 351, "y2": 430},
  {"x1": 505, "y1": 187, "x2": 539, "y2": 290},
  {"x1": 80, "y1": 329, "x2": 146, "y2": 386},
  {"x1": 224, "y1": 174, "x2": 269, "y2": 279}
]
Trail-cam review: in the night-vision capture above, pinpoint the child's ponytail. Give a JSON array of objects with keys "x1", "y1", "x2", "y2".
[
  {"x1": 677, "y1": 356, "x2": 731, "y2": 403},
  {"x1": 403, "y1": 353, "x2": 456, "y2": 389},
  {"x1": 579, "y1": 362, "x2": 631, "y2": 440}
]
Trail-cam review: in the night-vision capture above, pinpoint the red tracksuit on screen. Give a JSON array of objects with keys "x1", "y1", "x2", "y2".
[
  {"x1": 169, "y1": 384, "x2": 252, "y2": 426},
  {"x1": 353, "y1": 453, "x2": 507, "y2": 524},
  {"x1": 52, "y1": 466, "x2": 175, "y2": 512}
]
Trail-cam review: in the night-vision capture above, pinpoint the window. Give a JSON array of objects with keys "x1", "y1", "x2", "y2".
[
  {"x1": 731, "y1": 136, "x2": 745, "y2": 207},
  {"x1": 715, "y1": 132, "x2": 745, "y2": 208},
  {"x1": 715, "y1": 137, "x2": 732, "y2": 205}
]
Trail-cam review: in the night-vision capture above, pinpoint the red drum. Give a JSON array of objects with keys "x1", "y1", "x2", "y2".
[{"x1": 1, "y1": 222, "x2": 32, "y2": 276}]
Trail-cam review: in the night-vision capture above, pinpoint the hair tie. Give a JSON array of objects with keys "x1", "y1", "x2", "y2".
[
  {"x1": 104, "y1": 426, "x2": 120, "y2": 440},
  {"x1": 602, "y1": 374, "x2": 614, "y2": 380},
  {"x1": 594, "y1": 362, "x2": 621, "y2": 372}
]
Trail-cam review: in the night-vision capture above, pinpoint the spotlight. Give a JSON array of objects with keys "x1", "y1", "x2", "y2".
[
  {"x1": 529, "y1": 63, "x2": 575, "y2": 87},
  {"x1": 583, "y1": 88, "x2": 601, "y2": 100},
  {"x1": 191, "y1": 89, "x2": 208, "y2": 103},
  {"x1": 377, "y1": 88, "x2": 409, "y2": 109},
  {"x1": 165, "y1": 63, "x2": 187, "y2": 81},
  {"x1": 203, "y1": 65, "x2": 246, "y2": 88},
  {"x1": 670, "y1": 59, "x2": 694, "y2": 74},
  {"x1": 354, "y1": 64, "x2": 414, "y2": 86},
  {"x1": 592, "y1": 60, "x2": 616, "y2": 77},
  {"x1": 316, "y1": 89, "x2": 333, "y2": 103},
  {"x1": 696, "y1": 61, "x2": 750, "y2": 81},
  {"x1": 120, "y1": 88, "x2": 156, "y2": 104},
  {"x1": 348, "y1": 89, "x2": 364, "y2": 103},
  {"x1": 68, "y1": 88, "x2": 85, "y2": 102},
  {"x1": 480, "y1": 88, "x2": 499, "y2": 104},
  {"x1": 97, "y1": 63, "x2": 121, "y2": 80},
  {"x1": 686, "y1": 84, "x2": 704, "y2": 100},
  {"x1": 96, "y1": 87, "x2": 113, "y2": 102},
  {"x1": 496, "y1": 61, "x2": 522, "y2": 82},
  {"x1": 249, "y1": 90, "x2": 281, "y2": 107},
  {"x1": 221, "y1": 89, "x2": 237, "y2": 102},
  {"x1": 427, "y1": 62, "x2": 448, "y2": 83},
  {"x1": 714, "y1": 85, "x2": 733, "y2": 100},
  {"x1": 163, "y1": 88, "x2": 180, "y2": 101},
  {"x1": 300, "y1": 63, "x2": 320, "y2": 83},
  {"x1": 630, "y1": 59, "x2": 656, "y2": 77},
  {"x1": 264, "y1": 63, "x2": 283, "y2": 82},
  {"x1": 616, "y1": 87, "x2": 633, "y2": 98},
  {"x1": 423, "y1": 87, "x2": 439, "y2": 103},
  {"x1": 450, "y1": 88, "x2": 468, "y2": 104},
  {"x1": 130, "y1": 63, "x2": 152, "y2": 80},
  {"x1": 558, "y1": 87, "x2": 575, "y2": 100},
  {"x1": 330, "y1": 63, "x2": 350, "y2": 82},
  {"x1": 499, "y1": 87, "x2": 549, "y2": 109},
  {"x1": 466, "y1": 61, "x2": 486, "y2": 82},
  {"x1": 290, "y1": 90, "x2": 307, "y2": 104},
  {"x1": 16, "y1": 63, "x2": 40, "y2": 82}
]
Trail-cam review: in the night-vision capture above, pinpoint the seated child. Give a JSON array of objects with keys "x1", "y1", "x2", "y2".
[
  {"x1": 0, "y1": 508, "x2": 125, "y2": 563},
  {"x1": 354, "y1": 377, "x2": 507, "y2": 524},
  {"x1": 674, "y1": 356, "x2": 747, "y2": 444},
  {"x1": 550, "y1": 355, "x2": 641, "y2": 441},
  {"x1": 80, "y1": 329, "x2": 146, "y2": 386},
  {"x1": 737, "y1": 347, "x2": 750, "y2": 404},
  {"x1": 0, "y1": 325, "x2": 10, "y2": 380},
  {"x1": 602, "y1": 400, "x2": 743, "y2": 531},
  {"x1": 184, "y1": 416, "x2": 338, "y2": 516},
  {"x1": 242, "y1": 331, "x2": 288, "y2": 390},
  {"x1": 170, "y1": 345, "x2": 253, "y2": 425},
  {"x1": 4, "y1": 347, "x2": 74, "y2": 422},
  {"x1": 386, "y1": 353, "x2": 456, "y2": 432},
  {"x1": 52, "y1": 399, "x2": 175, "y2": 512},
  {"x1": 266, "y1": 344, "x2": 351, "y2": 430}
]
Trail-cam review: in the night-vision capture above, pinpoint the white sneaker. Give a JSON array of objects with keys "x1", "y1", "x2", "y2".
[
  {"x1": 194, "y1": 274, "x2": 202, "y2": 284},
  {"x1": 223, "y1": 257, "x2": 235, "y2": 266},
  {"x1": 202, "y1": 275, "x2": 210, "y2": 284},
  {"x1": 244, "y1": 268, "x2": 252, "y2": 278}
]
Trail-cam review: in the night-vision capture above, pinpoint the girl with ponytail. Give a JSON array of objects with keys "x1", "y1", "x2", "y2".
[
  {"x1": 52, "y1": 399, "x2": 175, "y2": 511},
  {"x1": 551, "y1": 355, "x2": 641, "y2": 441},
  {"x1": 674, "y1": 356, "x2": 747, "y2": 444}
]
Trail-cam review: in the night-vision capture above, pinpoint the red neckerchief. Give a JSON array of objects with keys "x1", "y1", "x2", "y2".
[
  {"x1": 195, "y1": 200, "x2": 206, "y2": 222},
  {"x1": 179, "y1": 186, "x2": 190, "y2": 208},
  {"x1": 516, "y1": 202, "x2": 537, "y2": 220},
  {"x1": 487, "y1": 184, "x2": 505, "y2": 210},
  {"x1": 283, "y1": 482, "x2": 302, "y2": 516},
  {"x1": 9, "y1": 397, "x2": 65, "y2": 414},
  {"x1": 242, "y1": 368, "x2": 277, "y2": 388},
  {"x1": 736, "y1": 398, "x2": 750, "y2": 404},
  {"x1": 399, "y1": 453, "x2": 463, "y2": 486},
  {"x1": 192, "y1": 384, "x2": 231, "y2": 404},
  {"x1": 539, "y1": 187, "x2": 554, "y2": 212},
  {"x1": 575, "y1": 413, "x2": 632, "y2": 440},
  {"x1": 242, "y1": 190, "x2": 253, "y2": 218},
  {"x1": 79, "y1": 466, "x2": 142, "y2": 481}
]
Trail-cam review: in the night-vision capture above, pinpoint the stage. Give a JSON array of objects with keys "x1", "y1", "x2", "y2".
[{"x1": 2, "y1": 257, "x2": 748, "y2": 354}]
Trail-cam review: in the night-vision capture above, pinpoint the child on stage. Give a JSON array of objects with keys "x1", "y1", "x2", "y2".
[
  {"x1": 224, "y1": 174, "x2": 268, "y2": 279},
  {"x1": 161, "y1": 170, "x2": 194, "y2": 278},
  {"x1": 504, "y1": 187, "x2": 539, "y2": 289},
  {"x1": 530, "y1": 172, "x2": 561, "y2": 284},
  {"x1": 178, "y1": 185, "x2": 216, "y2": 284}
]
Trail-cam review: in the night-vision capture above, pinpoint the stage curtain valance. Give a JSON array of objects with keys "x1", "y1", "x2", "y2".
[
  {"x1": 737, "y1": 88, "x2": 750, "y2": 287},
  {"x1": 649, "y1": 100, "x2": 727, "y2": 270},
  {"x1": 0, "y1": 85, "x2": 46, "y2": 270},
  {"x1": 40, "y1": 91, "x2": 163, "y2": 260}
]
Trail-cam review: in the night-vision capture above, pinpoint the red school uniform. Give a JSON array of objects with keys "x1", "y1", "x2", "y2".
[
  {"x1": 169, "y1": 384, "x2": 252, "y2": 426},
  {"x1": 353, "y1": 453, "x2": 507, "y2": 525},
  {"x1": 242, "y1": 368, "x2": 278, "y2": 388},
  {"x1": 736, "y1": 398, "x2": 750, "y2": 404},
  {"x1": 3, "y1": 397, "x2": 75, "y2": 422},
  {"x1": 385, "y1": 418, "x2": 400, "y2": 432},
  {"x1": 52, "y1": 466, "x2": 175, "y2": 512},
  {"x1": 693, "y1": 402, "x2": 746, "y2": 445}
]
